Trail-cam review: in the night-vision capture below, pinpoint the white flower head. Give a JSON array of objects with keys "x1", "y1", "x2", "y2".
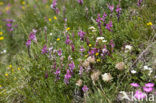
[
  {"x1": 3, "y1": 50, "x2": 6, "y2": 53},
  {"x1": 143, "y1": 65, "x2": 153, "y2": 76},
  {"x1": 50, "y1": 33, "x2": 53, "y2": 36},
  {"x1": 101, "y1": 73, "x2": 113, "y2": 82},
  {"x1": 96, "y1": 37, "x2": 107, "y2": 42},
  {"x1": 89, "y1": 26, "x2": 96, "y2": 30},
  {"x1": 131, "y1": 70, "x2": 137, "y2": 74},
  {"x1": 89, "y1": 26, "x2": 97, "y2": 32},
  {"x1": 125, "y1": 45, "x2": 133, "y2": 53}
]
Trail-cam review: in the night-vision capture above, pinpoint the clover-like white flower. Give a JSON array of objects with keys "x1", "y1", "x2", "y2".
[{"x1": 101, "y1": 73, "x2": 113, "y2": 82}]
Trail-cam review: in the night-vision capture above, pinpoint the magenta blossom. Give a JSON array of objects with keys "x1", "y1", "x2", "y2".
[
  {"x1": 106, "y1": 21, "x2": 113, "y2": 31},
  {"x1": 145, "y1": 83, "x2": 154, "y2": 88},
  {"x1": 65, "y1": 35, "x2": 71, "y2": 45},
  {"x1": 79, "y1": 66, "x2": 83, "y2": 76},
  {"x1": 134, "y1": 90, "x2": 146, "y2": 100},
  {"x1": 26, "y1": 40, "x2": 31, "y2": 47},
  {"x1": 80, "y1": 46, "x2": 85, "y2": 52},
  {"x1": 82, "y1": 85, "x2": 89, "y2": 93},
  {"x1": 71, "y1": 44, "x2": 75, "y2": 51},
  {"x1": 143, "y1": 87, "x2": 153, "y2": 93},
  {"x1": 54, "y1": 68, "x2": 61, "y2": 80},
  {"x1": 57, "y1": 49, "x2": 62, "y2": 56},
  {"x1": 29, "y1": 32, "x2": 37, "y2": 42},
  {"x1": 137, "y1": 0, "x2": 143, "y2": 6},
  {"x1": 108, "y1": 5, "x2": 114, "y2": 12},
  {"x1": 77, "y1": 0, "x2": 83, "y2": 5},
  {"x1": 64, "y1": 69, "x2": 71, "y2": 84},
  {"x1": 78, "y1": 30, "x2": 86, "y2": 40},
  {"x1": 102, "y1": 12, "x2": 107, "y2": 23},
  {"x1": 116, "y1": 5, "x2": 122, "y2": 13},
  {"x1": 51, "y1": 0, "x2": 57, "y2": 9},
  {"x1": 130, "y1": 83, "x2": 140, "y2": 87},
  {"x1": 41, "y1": 45, "x2": 48, "y2": 54},
  {"x1": 69, "y1": 61, "x2": 75, "y2": 73}
]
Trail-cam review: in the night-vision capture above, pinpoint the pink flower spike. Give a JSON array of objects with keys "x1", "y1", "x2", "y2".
[
  {"x1": 143, "y1": 87, "x2": 153, "y2": 93},
  {"x1": 145, "y1": 83, "x2": 154, "y2": 88},
  {"x1": 130, "y1": 83, "x2": 140, "y2": 87}
]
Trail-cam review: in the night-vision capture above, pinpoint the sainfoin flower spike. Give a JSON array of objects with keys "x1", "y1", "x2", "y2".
[
  {"x1": 41, "y1": 45, "x2": 48, "y2": 54},
  {"x1": 77, "y1": 0, "x2": 83, "y2": 5},
  {"x1": 64, "y1": 69, "x2": 71, "y2": 84},
  {"x1": 78, "y1": 30, "x2": 86, "y2": 40},
  {"x1": 82, "y1": 85, "x2": 89, "y2": 92}
]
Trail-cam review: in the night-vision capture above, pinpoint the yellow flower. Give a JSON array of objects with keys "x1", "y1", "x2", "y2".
[
  {"x1": 9, "y1": 65, "x2": 12, "y2": 68},
  {"x1": 95, "y1": 53, "x2": 99, "y2": 56},
  {"x1": 147, "y1": 22, "x2": 153, "y2": 26},
  {"x1": 22, "y1": 6, "x2": 25, "y2": 10},
  {"x1": 57, "y1": 38, "x2": 60, "y2": 41},
  {"x1": 0, "y1": 85, "x2": 2, "y2": 88},
  {"x1": 0, "y1": 37, "x2": 4, "y2": 40},
  {"x1": 22, "y1": 1, "x2": 25, "y2": 5},
  {"x1": 0, "y1": 32, "x2": 3, "y2": 35},
  {"x1": 49, "y1": 18, "x2": 52, "y2": 22},
  {"x1": 11, "y1": 69, "x2": 14, "y2": 72},
  {"x1": 5, "y1": 73, "x2": 8, "y2": 77},
  {"x1": 89, "y1": 44, "x2": 92, "y2": 47},
  {"x1": 96, "y1": 58, "x2": 101, "y2": 62},
  {"x1": 85, "y1": 54, "x2": 88, "y2": 58},
  {"x1": 18, "y1": 68, "x2": 21, "y2": 71},
  {"x1": 0, "y1": 2, "x2": 4, "y2": 5},
  {"x1": 54, "y1": 16, "x2": 57, "y2": 20},
  {"x1": 66, "y1": 27, "x2": 70, "y2": 31},
  {"x1": 5, "y1": 6, "x2": 10, "y2": 11}
]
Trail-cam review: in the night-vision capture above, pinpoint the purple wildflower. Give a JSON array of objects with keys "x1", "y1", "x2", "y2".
[
  {"x1": 64, "y1": 69, "x2": 71, "y2": 84},
  {"x1": 69, "y1": 61, "x2": 75, "y2": 73},
  {"x1": 134, "y1": 90, "x2": 146, "y2": 100},
  {"x1": 29, "y1": 32, "x2": 37, "y2": 42},
  {"x1": 108, "y1": 5, "x2": 114, "y2": 12},
  {"x1": 110, "y1": 40, "x2": 115, "y2": 48},
  {"x1": 130, "y1": 83, "x2": 140, "y2": 87},
  {"x1": 116, "y1": 5, "x2": 122, "y2": 21},
  {"x1": 79, "y1": 66, "x2": 83, "y2": 76},
  {"x1": 82, "y1": 85, "x2": 89, "y2": 93},
  {"x1": 106, "y1": 21, "x2": 113, "y2": 31},
  {"x1": 51, "y1": 0, "x2": 57, "y2": 9},
  {"x1": 102, "y1": 46, "x2": 108, "y2": 54},
  {"x1": 96, "y1": 14, "x2": 103, "y2": 35},
  {"x1": 77, "y1": 0, "x2": 83, "y2": 5},
  {"x1": 96, "y1": 14, "x2": 102, "y2": 23},
  {"x1": 42, "y1": 45, "x2": 48, "y2": 54},
  {"x1": 102, "y1": 12, "x2": 107, "y2": 25},
  {"x1": 78, "y1": 30, "x2": 86, "y2": 40},
  {"x1": 143, "y1": 87, "x2": 153, "y2": 93},
  {"x1": 6, "y1": 23, "x2": 12, "y2": 28},
  {"x1": 80, "y1": 46, "x2": 85, "y2": 52},
  {"x1": 116, "y1": 5, "x2": 122, "y2": 13},
  {"x1": 26, "y1": 40, "x2": 31, "y2": 47},
  {"x1": 54, "y1": 68, "x2": 61, "y2": 80},
  {"x1": 145, "y1": 83, "x2": 154, "y2": 88},
  {"x1": 71, "y1": 44, "x2": 75, "y2": 52},
  {"x1": 137, "y1": 0, "x2": 143, "y2": 6},
  {"x1": 65, "y1": 34, "x2": 71, "y2": 45},
  {"x1": 45, "y1": 72, "x2": 48, "y2": 79},
  {"x1": 57, "y1": 49, "x2": 62, "y2": 56}
]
